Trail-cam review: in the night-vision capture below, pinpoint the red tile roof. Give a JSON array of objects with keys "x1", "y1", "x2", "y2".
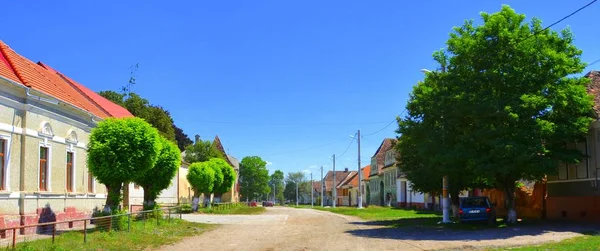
[
  {"x1": 361, "y1": 165, "x2": 371, "y2": 181},
  {"x1": 370, "y1": 138, "x2": 397, "y2": 176},
  {"x1": 586, "y1": 71, "x2": 600, "y2": 117},
  {"x1": 0, "y1": 40, "x2": 130, "y2": 119},
  {"x1": 38, "y1": 62, "x2": 132, "y2": 118}
]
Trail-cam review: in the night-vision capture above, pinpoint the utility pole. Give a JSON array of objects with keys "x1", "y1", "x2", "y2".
[
  {"x1": 273, "y1": 183, "x2": 276, "y2": 202},
  {"x1": 311, "y1": 172, "x2": 314, "y2": 207},
  {"x1": 332, "y1": 154, "x2": 336, "y2": 208},
  {"x1": 320, "y1": 166, "x2": 324, "y2": 207},
  {"x1": 296, "y1": 182, "x2": 299, "y2": 206},
  {"x1": 357, "y1": 130, "x2": 363, "y2": 209}
]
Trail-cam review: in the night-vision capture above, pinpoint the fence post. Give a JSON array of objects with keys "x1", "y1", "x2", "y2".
[
  {"x1": 12, "y1": 228, "x2": 16, "y2": 249},
  {"x1": 84, "y1": 220, "x2": 87, "y2": 243},
  {"x1": 52, "y1": 223, "x2": 56, "y2": 243},
  {"x1": 168, "y1": 208, "x2": 171, "y2": 223},
  {"x1": 128, "y1": 213, "x2": 131, "y2": 232}
]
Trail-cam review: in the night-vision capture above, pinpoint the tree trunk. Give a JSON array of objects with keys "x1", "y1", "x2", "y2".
[
  {"x1": 142, "y1": 185, "x2": 155, "y2": 209},
  {"x1": 191, "y1": 189, "x2": 200, "y2": 212},
  {"x1": 503, "y1": 180, "x2": 517, "y2": 224},
  {"x1": 104, "y1": 183, "x2": 123, "y2": 212},
  {"x1": 450, "y1": 191, "x2": 460, "y2": 218}
]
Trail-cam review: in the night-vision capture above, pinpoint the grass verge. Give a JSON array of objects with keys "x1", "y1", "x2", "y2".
[
  {"x1": 13, "y1": 219, "x2": 212, "y2": 251},
  {"x1": 295, "y1": 205, "x2": 539, "y2": 230},
  {"x1": 494, "y1": 232, "x2": 600, "y2": 250},
  {"x1": 197, "y1": 206, "x2": 266, "y2": 215}
]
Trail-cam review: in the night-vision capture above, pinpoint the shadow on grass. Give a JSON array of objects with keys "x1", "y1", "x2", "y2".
[{"x1": 346, "y1": 218, "x2": 600, "y2": 241}]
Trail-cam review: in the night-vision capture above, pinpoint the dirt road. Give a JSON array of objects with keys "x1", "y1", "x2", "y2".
[{"x1": 159, "y1": 207, "x2": 593, "y2": 251}]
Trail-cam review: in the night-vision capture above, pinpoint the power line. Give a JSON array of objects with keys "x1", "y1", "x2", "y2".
[
  {"x1": 588, "y1": 58, "x2": 600, "y2": 68},
  {"x1": 362, "y1": 109, "x2": 407, "y2": 137},
  {"x1": 266, "y1": 138, "x2": 348, "y2": 156},
  {"x1": 193, "y1": 120, "x2": 392, "y2": 127},
  {"x1": 518, "y1": 0, "x2": 597, "y2": 45},
  {"x1": 336, "y1": 135, "x2": 356, "y2": 158}
]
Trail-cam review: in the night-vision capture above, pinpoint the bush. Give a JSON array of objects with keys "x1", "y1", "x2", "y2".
[
  {"x1": 142, "y1": 203, "x2": 163, "y2": 220},
  {"x1": 178, "y1": 204, "x2": 193, "y2": 214},
  {"x1": 91, "y1": 208, "x2": 128, "y2": 231}
]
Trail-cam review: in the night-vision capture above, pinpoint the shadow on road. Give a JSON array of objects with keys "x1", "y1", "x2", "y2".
[{"x1": 346, "y1": 219, "x2": 599, "y2": 241}]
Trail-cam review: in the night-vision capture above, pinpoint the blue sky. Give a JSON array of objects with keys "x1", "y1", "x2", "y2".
[{"x1": 2, "y1": 1, "x2": 599, "y2": 177}]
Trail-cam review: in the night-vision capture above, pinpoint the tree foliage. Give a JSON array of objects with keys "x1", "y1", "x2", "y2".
[
  {"x1": 210, "y1": 158, "x2": 236, "y2": 194},
  {"x1": 134, "y1": 136, "x2": 181, "y2": 207},
  {"x1": 399, "y1": 5, "x2": 594, "y2": 223},
  {"x1": 174, "y1": 124, "x2": 193, "y2": 151},
  {"x1": 239, "y1": 156, "x2": 270, "y2": 201},
  {"x1": 187, "y1": 162, "x2": 216, "y2": 197},
  {"x1": 269, "y1": 170, "x2": 285, "y2": 202},
  {"x1": 183, "y1": 138, "x2": 225, "y2": 163},
  {"x1": 87, "y1": 117, "x2": 161, "y2": 210},
  {"x1": 283, "y1": 172, "x2": 309, "y2": 202}
]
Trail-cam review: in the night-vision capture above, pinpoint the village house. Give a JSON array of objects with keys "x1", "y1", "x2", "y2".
[
  {"x1": 546, "y1": 70, "x2": 600, "y2": 222},
  {"x1": 338, "y1": 170, "x2": 358, "y2": 206},
  {"x1": 0, "y1": 41, "x2": 132, "y2": 234},
  {"x1": 361, "y1": 165, "x2": 370, "y2": 207},
  {"x1": 321, "y1": 169, "x2": 353, "y2": 206},
  {"x1": 368, "y1": 138, "x2": 396, "y2": 206}
]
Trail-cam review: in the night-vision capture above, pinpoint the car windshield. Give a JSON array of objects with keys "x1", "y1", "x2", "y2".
[{"x1": 462, "y1": 198, "x2": 488, "y2": 207}]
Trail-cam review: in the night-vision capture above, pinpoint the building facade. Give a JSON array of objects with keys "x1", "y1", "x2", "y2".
[{"x1": 0, "y1": 41, "x2": 131, "y2": 234}]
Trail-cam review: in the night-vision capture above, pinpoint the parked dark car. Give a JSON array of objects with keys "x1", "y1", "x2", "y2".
[
  {"x1": 458, "y1": 196, "x2": 496, "y2": 224},
  {"x1": 265, "y1": 201, "x2": 274, "y2": 207}
]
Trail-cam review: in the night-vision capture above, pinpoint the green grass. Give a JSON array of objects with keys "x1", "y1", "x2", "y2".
[
  {"x1": 197, "y1": 205, "x2": 266, "y2": 215},
  {"x1": 296, "y1": 206, "x2": 539, "y2": 230},
  {"x1": 12, "y1": 219, "x2": 212, "y2": 251},
  {"x1": 494, "y1": 232, "x2": 600, "y2": 251}
]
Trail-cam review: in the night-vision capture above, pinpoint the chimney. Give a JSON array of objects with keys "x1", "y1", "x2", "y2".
[{"x1": 344, "y1": 167, "x2": 348, "y2": 172}]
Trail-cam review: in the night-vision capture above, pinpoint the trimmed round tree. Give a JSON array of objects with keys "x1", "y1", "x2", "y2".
[
  {"x1": 134, "y1": 136, "x2": 181, "y2": 208},
  {"x1": 187, "y1": 162, "x2": 216, "y2": 210},
  {"x1": 87, "y1": 117, "x2": 161, "y2": 211},
  {"x1": 210, "y1": 158, "x2": 235, "y2": 195}
]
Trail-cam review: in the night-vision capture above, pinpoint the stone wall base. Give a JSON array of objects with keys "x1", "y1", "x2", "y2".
[
  {"x1": 547, "y1": 196, "x2": 600, "y2": 222},
  {"x1": 1, "y1": 206, "x2": 91, "y2": 239}
]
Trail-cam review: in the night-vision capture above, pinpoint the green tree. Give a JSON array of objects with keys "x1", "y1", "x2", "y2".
[
  {"x1": 87, "y1": 118, "x2": 161, "y2": 211},
  {"x1": 210, "y1": 158, "x2": 236, "y2": 195},
  {"x1": 184, "y1": 137, "x2": 225, "y2": 163},
  {"x1": 134, "y1": 136, "x2": 181, "y2": 208},
  {"x1": 396, "y1": 51, "x2": 487, "y2": 216},
  {"x1": 187, "y1": 162, "x2": 216, "y2": 210},
  {"x1": 407, "y1": 6, "x2": 593, "y2": 223},
  {"x1": 239, "y1": 156, "x2": 270, "y2": 201},
  {"x1": 173, "y1": 124, "x2": 193, "y2": 151},
  {"x1": 98, "y1": 90, "x2": 125, "y2": 106},
  {"x1": 283, "y1": 172, "x2": 307, "y2": 202},
  {"x1": 269, "y1": 170, "x2": 285, "y2": 203},
  {"x1": 146, "y1": 105, "x2": 176, "y2": 142}
]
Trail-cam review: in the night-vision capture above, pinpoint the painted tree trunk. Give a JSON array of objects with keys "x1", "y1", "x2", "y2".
[
  {"x1": 142, "y1": 185, "x2": 155, "y2": 209},
  {"x1": 450, "y1": 191, "x2": 460, "y2": 218},
  {"x1": 105, "y1": 183, "x2": 123, "y2": 212},
  {"x1": 191, "y1": 189, "x2": 200, "y2": 212},
  {"x1": 503, "y1": 181, "x2": 517, "y2": 224}
]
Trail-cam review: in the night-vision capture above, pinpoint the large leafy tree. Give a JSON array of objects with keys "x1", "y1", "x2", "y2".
[
  {"x1": 87, "y1": 117, "x2": 161, "y2": 211},
  {"x1": 184, "y1": 138, "x2": 225, "y2": 163},
  {"x1": 134, "y1": 136, "x2": 181, "y2": 208},
  {"x1": 187, "y1": 162, "x2": 216, "y2": 210},
  {"x1": 173, "y1": 124, "x2": 193, "y2": 151},
  {"x1": 210, "y1": 158, "x2": 236, "y2": 195},
  {"x1": 269, "y1": 170, "x2": 285, "y2": 203},
  {"x1": 283, "y1": 172, "x2": 309, "y2": 202},
  {"x1": 239, "y1": 156, "x2": 270, "y2": 201},
  {"x1": 397, "y1": 52, "x2": 487, "y2": 216},
  {"x1": 404, "y1": 6, "x2": 593, "y2": 223}
]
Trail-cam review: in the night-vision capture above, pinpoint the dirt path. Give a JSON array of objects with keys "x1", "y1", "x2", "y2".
[{"x1": 158, "y1": 207, "x2": 594, "y2": 251}]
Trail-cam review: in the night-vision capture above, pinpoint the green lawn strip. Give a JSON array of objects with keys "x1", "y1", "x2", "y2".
[
  {"x1": 492, "y1": 233, "x2": 600, "y2": 251},
  {"x1": 197, "y1": 205, "x2": 266, "y2": 215},
  {"x1": 303, "y1": 206, "x2": 540, "y2": 230},
  {"x1": 14, "y1": 219, "x2": 213, "y2": 251}
]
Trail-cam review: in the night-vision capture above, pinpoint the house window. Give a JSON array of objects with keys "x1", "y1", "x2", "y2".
[
  {"x1": 0, "y1": 139, "x2": 5, "y2": 190},
  {"x1": 88, "y1": 171, "x2": 94, "y2": 193},
  {"x1": 576, "y1": 140, "x2": 588, "y2": 179},
  {"x1": 39, "y1": 147, "x2": 49, "y2": 191},
  {"x1": 558, "y1": 163, "x2": 568, "y2": 180},
  {"x1": 66, "y1": 152, "x2": 74, "y2": 192}
]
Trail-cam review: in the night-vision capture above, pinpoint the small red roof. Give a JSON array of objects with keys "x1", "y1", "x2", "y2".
[{"x1": 361, "y1": 165, "x2": 371, "y2": 181}]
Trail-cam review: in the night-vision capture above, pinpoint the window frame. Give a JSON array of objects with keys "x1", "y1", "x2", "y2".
[
  {"x1": 88, "y1": 170, "x2": 95, "y2": 193},
  {"x1": 39, "y1": 146, "x2": 49, "y2": 191},
  {"x1": 576, "y1": 139, "x2": 589, "y2": 179},
  {"x1": 0, "y1": 138, "x2": 5, "y2": 190},
  {"x1": 66, "y1": 151, "x2": 74, "y2": 192}
]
